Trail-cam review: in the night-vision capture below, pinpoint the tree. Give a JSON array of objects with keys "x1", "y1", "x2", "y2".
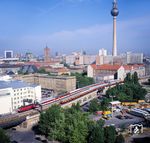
[
  {"x1": 38, "y1": 68, "x2": 47, "y2": 74},
  {"x1": 71, "y1": 73, "x2": 94, "y2": 88},
  {"x1": 124, "y1": 73, "x2": 132, "y2": 83},
  {"x1": 104, "y1": 126, "x2": 116, "y2": 143},
  {"x1": 106, "y1": 73, "x2": 147, "y2": 101},
  {"x1": 39, "y1": 105, "x2": 65, "y2": 141},
  {"x1": 132, "y1": 72, "x2": 139, "y2": 84},
  {"x1": 0, "y1": 128, "x2": 10, "y2": 143},
  {"x1": 89, "y1": 99, "x2": 100, "y2": 113},
  {"x1": 64, "y1": 106, "x2": 89, "y2": 143},
  {"x1": 101, "y1": 98, "x2": 110, "y2": 111},
  {"x1": 88, "y1": 119, "x2": 105, "y2": 143},
  {"x1": 115, "y1": 134, "x2": 125, "y2": 143},
  {"x1": 71, "y1": 102, "x2": 81, "y2": 111}
]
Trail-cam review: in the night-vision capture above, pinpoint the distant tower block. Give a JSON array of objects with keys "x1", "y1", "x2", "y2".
[
  {"x1": 111, "y1": 0, "x2": 119, "y2": 56},
  {"x1": 44, "y1": 46, "x2": 50, "y2": 62}
]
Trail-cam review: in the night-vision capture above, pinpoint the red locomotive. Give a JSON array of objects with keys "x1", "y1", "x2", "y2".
[{"x1": 18, "y1": 104, "x2": 37, "y2": 113}]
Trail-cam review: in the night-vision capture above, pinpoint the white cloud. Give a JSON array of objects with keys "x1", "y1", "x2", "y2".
[{"x1": 1, "y1": 16, "x2": 150, "y2": 56}]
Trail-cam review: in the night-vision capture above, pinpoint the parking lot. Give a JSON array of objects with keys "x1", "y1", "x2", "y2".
[
  {"x1": 41, "y1": 89, "x2": 54, "y2": 99},
  {"x1": 81, "y1": 100, "x2": 145, "y2": 128}
]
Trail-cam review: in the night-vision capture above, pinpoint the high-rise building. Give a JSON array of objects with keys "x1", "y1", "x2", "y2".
[
  {"x1": 111, "y1": 0, "x2": 119, "y2": 56},
  {"x1": 99, "y1": 48, "x2": 107, "y2": 56},
  {"x1": 44, "y1": 46, "x2": 50, "y2": 62},
  {"x1": 4, "y1": 50, "x2": 13, "y2": 58}
]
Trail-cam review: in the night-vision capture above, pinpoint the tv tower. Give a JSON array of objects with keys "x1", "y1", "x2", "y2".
[{"x1": 111, "y1": 0, "x2": 119, "y2": 56}]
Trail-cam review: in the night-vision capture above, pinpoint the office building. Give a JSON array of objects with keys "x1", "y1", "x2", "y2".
[
  {"x1": 0, "y1": 80, "x2": 41, "y2": 114},
  {"x1": 4, "y1": 50, "x2": 13, "y2": 58},
  {"x1": 14, "y1": 74, "x2": 76, "y2": 93}
]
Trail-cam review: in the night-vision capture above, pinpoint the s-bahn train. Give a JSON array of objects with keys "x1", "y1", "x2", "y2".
[{"x1": 17, "y1": 80, "x2": 123, "y2": 113}]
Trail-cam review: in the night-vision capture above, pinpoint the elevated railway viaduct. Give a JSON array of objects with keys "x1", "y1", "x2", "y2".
[{"x1": 0, "y1": 76, "x2": 149, "y2": 129}]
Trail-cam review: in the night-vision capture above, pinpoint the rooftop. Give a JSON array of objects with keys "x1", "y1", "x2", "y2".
[
  {"x1": 91, "y1": 64, "x2": 145, "y2": 71},
  {"x1": 91, "y1": 64, "x2": 121, "y2": 71},
  {"x1": 0, "y1": 80, "x2": 38, "y2": 89}
]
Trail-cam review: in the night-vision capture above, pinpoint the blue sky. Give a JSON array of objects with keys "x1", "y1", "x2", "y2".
[{"x1": 0, "y1": 0, "x2": 150, "y2": 56}]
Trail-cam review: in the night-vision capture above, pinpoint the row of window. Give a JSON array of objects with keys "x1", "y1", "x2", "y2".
[
  {"x1": 14, "y1": 88, "x2": 33, "y2": 92},
  {"x1": 14, "y1": 91, "x2": 33, "y2": 96},
  {"x1": 14, "y1": 95, "x2": 33, "y2": 100}
]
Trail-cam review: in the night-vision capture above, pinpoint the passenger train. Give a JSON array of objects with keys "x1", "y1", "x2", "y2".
[{"x1": 17, "y1": 79, "x2": 122, "y2": 113}]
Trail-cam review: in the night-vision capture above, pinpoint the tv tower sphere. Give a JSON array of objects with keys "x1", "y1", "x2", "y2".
[{"x1": 111, "y1": 1, "x2": 119, "y2": 17}]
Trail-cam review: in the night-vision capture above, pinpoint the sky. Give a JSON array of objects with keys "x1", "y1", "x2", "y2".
[{"x1": 0, "y1": 0, "x2": 150, "y2": 56}]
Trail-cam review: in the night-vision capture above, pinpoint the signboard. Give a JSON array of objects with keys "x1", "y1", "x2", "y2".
[{"x1": 129, "y1": 124, "x2": 143, "y2": 134}]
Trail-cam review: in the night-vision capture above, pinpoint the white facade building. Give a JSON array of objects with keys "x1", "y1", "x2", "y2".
[
  {"x1": 0, "y1": 80, "x2": 41, "y2": 114},
  {"x1": 99, "y1": 48, "x2": 107, "y2": 56},
  {"x1": 65, "y1": 53, "x2": 96, "y2": 65},
  {"x1": 4, "y1": 50, "x2": 13, "y2": 58}
]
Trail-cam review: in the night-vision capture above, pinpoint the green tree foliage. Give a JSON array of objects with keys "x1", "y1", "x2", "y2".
[
  {"x1": 39, "y1": 104, "x2": 65, "y2": 141},
  {"x1": 124, "y1": 73, "x2": 132, "y2": 83},
  {"x1": 38, "y1": 68, "x2": 47, "y2": 74},
  {"x1": 88, "y1": 120, "x2": 105, "y2": 143},
  {"x1": 101, "y1": 98, "x2": 110, "y2": 110},
  {"x1": 115, "y1": 134, "x2": 125, "y2": 143},
  {"x1": 89, "y1": 99, "x2": 100, "y2": 113},
  {"x1": 132, "y1": 72, "x2": 139, "y2": 84},
  {"x1": 0, "y1": 128, "x2": 10, "y2": 143},
  {"x1": 71, "y1": 73, "x2": 94, "y2": 88},
  {"x1": 104, "y1": 126, "x2": 116, "y2": 143},
  {"x1": 89, "y1": 98, "x2": 110, "y2": 113},
  {"x1": 106, "y1": 72, "x2": 147, "y2": 101},
  {"x1": 39, "y1": 104, "x2": 89, "y2": 143},
  {"x1": 64, "y1": 104, "x2": 89, "y2": 143}
]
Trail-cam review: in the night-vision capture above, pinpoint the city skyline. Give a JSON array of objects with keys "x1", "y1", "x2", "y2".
[{"x1": 0, "y1": 0, "x2": 150, "y2": 56}]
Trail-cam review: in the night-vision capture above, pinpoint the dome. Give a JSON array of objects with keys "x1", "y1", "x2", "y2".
[{"x1": 111, "y1": 8, "x2": 119, "y2": 16}]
